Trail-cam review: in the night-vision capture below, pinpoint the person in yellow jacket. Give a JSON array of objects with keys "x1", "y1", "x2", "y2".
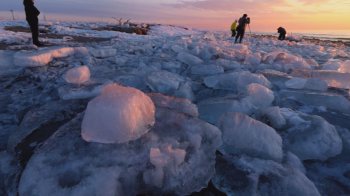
[{"x1": 231, "y1": 20, "x2": 238, "y2": 37}]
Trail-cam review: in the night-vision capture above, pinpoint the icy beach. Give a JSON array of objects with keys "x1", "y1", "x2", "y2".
[{"x1": 1, "y1": 20, "x2": 350, "y2": 195}]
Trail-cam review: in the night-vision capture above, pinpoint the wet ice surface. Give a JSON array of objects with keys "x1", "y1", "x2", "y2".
[{"x1": 0, "y1": 20, "x2": 350, "y2": 195}]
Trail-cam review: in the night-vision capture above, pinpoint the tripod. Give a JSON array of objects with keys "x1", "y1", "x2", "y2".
[{"x1": 247, "y1": 24, "x2": 252, "y2": 35}]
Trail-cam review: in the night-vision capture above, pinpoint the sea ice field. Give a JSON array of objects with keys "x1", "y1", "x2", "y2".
[{"x1": 0, "y1": 20, "x2": 350, "y2": 196}]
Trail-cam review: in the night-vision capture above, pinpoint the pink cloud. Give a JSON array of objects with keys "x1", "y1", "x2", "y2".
[{"x1": 169, "y1": 0, "x2": 285, "y2": 12}]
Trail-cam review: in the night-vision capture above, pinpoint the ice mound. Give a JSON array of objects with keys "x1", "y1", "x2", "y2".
[
  {"x1": 243, "y1": 83, "x2": 274, "y2": 109},
  {"x1": 280, "y1": 109, "x2": 342, "y2": 161},
  {"x1": 204, "y1": 71, "x2": 271, "y2": 92},
  {"x1": 219, "y1": 112, "x2": 283, "y2": 162},
  {"x1": 64, "y1": 66, "x2": 91, "y2": 85},
  {"x1": 14, "y1": 47, "x2": 88, "y2": 67},
  {"x1": 19, "y1": 96, "x2": 222, "y2": 195},
  {"x1": 81, "y1": 83, "x2": 156, "y2": 144}
]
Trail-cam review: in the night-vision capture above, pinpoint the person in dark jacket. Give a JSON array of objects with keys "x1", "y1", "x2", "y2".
[
  {"x1": 23, "y1": 0, "x2": 42, "y2": 46},
  {"x1": 277, "y1": 27, "x2": 287, "y2": 40},
  {"x1": 235, "y1": 14, "x2": 250, "y2": 43}
]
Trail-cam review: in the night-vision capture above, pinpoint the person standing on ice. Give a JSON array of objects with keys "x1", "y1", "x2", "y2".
[
  {"x1": 235, "y1": 14, "x2": 250, "y2": 43},
  {"x1": 230, "y1": 19, "x2": 238, "y2": 37},
  {"x1": 23, "y1": 0, "x2": 42, "y2": 47},
  {"x1": 277, "y1": 27, "x2": 287, "y2": 40}
]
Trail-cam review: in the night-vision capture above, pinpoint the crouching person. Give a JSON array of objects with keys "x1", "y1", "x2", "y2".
[{"x1": 277, "y1": 27, "x2": 287, "y2": 41}]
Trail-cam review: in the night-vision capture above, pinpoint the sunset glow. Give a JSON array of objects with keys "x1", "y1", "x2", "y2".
[{"x1": 1, "y1": 0, "x2": 350, "y2": 33}]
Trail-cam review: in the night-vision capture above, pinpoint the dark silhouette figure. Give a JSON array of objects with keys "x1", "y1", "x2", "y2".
[
  {"x1": 23, "y1": 0, "x2": 42, "y2": 46},
  {"x1": 235, "y1": 14, "x2": 250, "y2": 43},
  {"x1": 277, "y1": 27, "x2": 287, "y2": 40}
]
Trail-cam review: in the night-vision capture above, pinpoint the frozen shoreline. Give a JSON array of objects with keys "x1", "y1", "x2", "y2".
[{"x1": 0, "y1": 20, "x2": 350, "y2": 195}]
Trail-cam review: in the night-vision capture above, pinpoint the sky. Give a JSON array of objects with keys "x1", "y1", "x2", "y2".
[{"x1": 1, "y1": 0, "x2": 350, "y2": 33}]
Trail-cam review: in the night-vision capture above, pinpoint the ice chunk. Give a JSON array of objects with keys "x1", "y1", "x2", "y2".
[
  {"x1": 262, "y1": 51, "x2": 311, "y2": 72},
  {"x1": 243, "y1": 83, "x2": 274, "y2": 109},
  {"x1": 198, "y1": 97, "x2": 254, "y2": 124},
  {"x1": 58, "y1": 84, "x2": 104, "y2": 100},
  {"x1": 336, "y1": 127, "x2": 350, "y2": 155},
  {"x1": 146, "y1": 71, "x2": 184, "y2": 93},
  {"x1": 292, "y1": 70, "x2": 350, "y2": 89},
  {"x1": 216, "y1": 59, "x2": 241, "y2": 70},
  {"x1": 0, "y1": 51, "x2": 22, "y2": 76},
  {"x1": 322, "y1": 59, "x2": 342, "y2": 70},
  {"x1": 256, "y1": 106, "x2": 286, "y2": 129},
  {"x1": 279, "y1": 90, "x2": 350, "y2": 114},
  {"x1": 190, "y1": 64, "x2": 224, "y2": 75},
  {"x1": 267, "y1": 168, "x2": 321, "y2": 196},
  {"x1": 173, "y1": 81, "x2": 194, "y2": 101},
  {"x1": 232, "y1": 44, "x2": 249, "y2": 61},
  {"x1": 284, "y1": 152, "x2": 306, "y2": 174},
  {"x1": 81, "y1": 83, "x2": 155, "y2": 144},
  {"x1": 285, "y1": 77, "x2": 307, "y2": 89},
  {"x1": 148, "y1": 93, "x2": 198, "y2": 117},
  {"x1": 282, "y1": 111, "x2": 343, "y2": 161},
  {"x1": 14, "y1": 47, "x2": 88, "y2": 67},
  {"x1": 144, "y1": 146, "x2": 186, "y2": 187},
  {"x1": 176, "y1": 52, "x2": 204, "y2": 66},
  {"x1": 304, "y1": 78, "x2": 328, "y2": 91},
  {"x1": 213, "y1": 155, "x2": 320, "y2": 196},
  {"x1": 90, "y1": 48, "x2": 117, "y2": 58},
  {"x1": 338, "y1": 60, "x2": 350, "y2": 73},
  {"x1": 0, "y1": 152, "x2": 18, "y2": 195},
  {"x1": 162, "y1": 61, "x2": 182, "y2": 71},
  {"x1": 64, "y1": 66, "x2": 91, "y2": 85},
  {"x1": 285, "y1": 77, "x2": 328, "y2": 91},
  {"x1": 204, "y1": 71, "x2": 271, "y2": 92},
  {"x1": 219, "y1": 112, "x2": 283, "y2": 162},
  {"x1": 244, "y1": 52, "x2": 261, "y2": 66}
]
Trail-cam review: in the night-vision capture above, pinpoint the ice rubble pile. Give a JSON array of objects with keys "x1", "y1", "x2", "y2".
[
  {"x1": 19, "y1": 92, "x2": 222, "y2": 195},
  {"x1": 1, "y1": 21, "x2": 350, "y2": 195}
]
